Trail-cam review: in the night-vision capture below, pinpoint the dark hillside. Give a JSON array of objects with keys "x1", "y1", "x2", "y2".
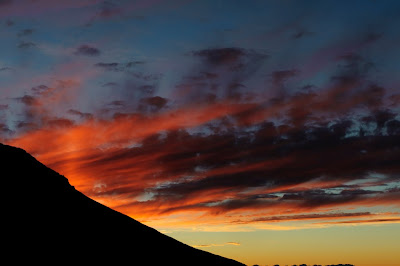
[{"x1": 1, "y1": 143, "x2": 245, "y2": 266}]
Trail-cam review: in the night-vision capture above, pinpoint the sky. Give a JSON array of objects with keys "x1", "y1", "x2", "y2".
[{"x1": 0, "y1": 0, "x2": 399, "y2": 265}]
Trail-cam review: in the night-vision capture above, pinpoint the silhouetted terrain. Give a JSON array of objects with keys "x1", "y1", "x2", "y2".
[{"x1": 1, "y1": 143, "x2": 244, "y2": 265}]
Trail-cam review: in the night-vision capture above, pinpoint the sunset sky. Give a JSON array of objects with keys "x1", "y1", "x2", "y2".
[{"x1": 1, "y1": 0, "x2": 399, "y2": 265}]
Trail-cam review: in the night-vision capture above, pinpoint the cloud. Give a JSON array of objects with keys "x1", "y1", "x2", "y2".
[
  {"x1": 232, "y1": 212, "x2": 375, "y2": 224},
  {"x1": 16, "y1": 121, "x2": 37, "y2": 130},
  {"x1": 5, "y1": 19, "x2": 14, "y2": 26},
  {"x1": 389, "y1": 93, "x2": 400, "y2": 106},
  {"x1": 102, "y1": 82, "x2": 118, "y2": 87},
  {"x1": 226, "y1": 242, "x2": 240, "y2": 246},
  {"x1": 17, "y1": 41, "x2": 36, "y2": 49},
  {"x1": 0, "y1": 123, "x2": 11, "y2": 133},
  {"x1": 292, "y1": 29, "x2": 314, "y2": 39},
  {"x1": 46, "y1": 118, "x2": 75, "y2": 128},
  {"x1": 94, "y1": 62, "x2": 119, "y2": 70},
  {"x1": 74, "y1": 44, "x2": 101, "y2": 56},
  {"x1": 17, "y1": 28, "x2": 34, "y2": 37},
  {"x1": 96, "y1": 0, "x2": 121, "y2": 18},
  {"x1": 17, "y1": 95, "x2": 40, "y2": 106},
  {"x1": 94, "y1": 61, "x2": 143, "y2": 72},
  {"x1": 363, "y1": 32, "x2": 382, "y2": 44},
  {"x1": 192, "y1": 48, "x2": 247, "y2": 66},
  {"x1": 192, "y1": 242, "x2": 241, "y2": 248},
  {"x1": 191, "y1": 47, "x2": 267, "y2": 72},
  {"x1": 174, "y1": 47, "x2": 267, "y2": 105},
  {"x1": 140, "y1": 96, "x2": 168, "y2": 110},
  {"x1": 67, "y1": 109, "x2": 93, "y2": 120},
  {"x1": 271, "y1": 69, "x2": 298, "y2": 85},
  {"x1": 0, "y1": 67, "x2": 14, "y2": 72},
  {"x1": 4, "y1": 64, "x2": 400, "y2": 225},
  {"x1": 319, "y1": 218, "x2": 400, "y2": 225},
  {"x1": 6, "y1": 97, "x2": 400, "y2": 220},
  {"x1": 6, "y1": 79, "x2": 82, "y2": 136}
]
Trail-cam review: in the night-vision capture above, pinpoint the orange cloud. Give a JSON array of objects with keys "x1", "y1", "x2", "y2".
[{"x1": 3, "y1": 73, "x2": 400, "y2": 231}]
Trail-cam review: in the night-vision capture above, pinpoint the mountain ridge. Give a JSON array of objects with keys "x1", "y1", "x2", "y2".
[{"x1": 1, "y1": 143, "x2": 245, "y2": 265}]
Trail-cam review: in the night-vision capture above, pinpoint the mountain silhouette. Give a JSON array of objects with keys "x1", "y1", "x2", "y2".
[{"x1": 1, "y1": 143, "x2": 245, "y2": 265}]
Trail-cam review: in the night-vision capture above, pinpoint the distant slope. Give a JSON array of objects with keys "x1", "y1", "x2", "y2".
[{"x1": 1, "y1": 143, "x2": 245, "y2": 265}]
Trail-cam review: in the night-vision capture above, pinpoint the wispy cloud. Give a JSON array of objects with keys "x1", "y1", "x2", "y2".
[
  {"x1": 192, "y1": 242, "x2": 241, "y2": 248},
  {"x1": 74, "y1": 44, "x2": 101, "y2": 56},
  {"x1": 318, "y1": 218, "x2": 400, "y2": 225}
]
